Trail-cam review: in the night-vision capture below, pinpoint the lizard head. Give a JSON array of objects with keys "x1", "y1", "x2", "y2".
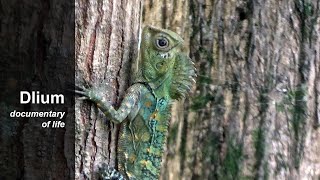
[
  {"x1": 136, "y1": 25, "x2": 196, "y2": 99},
  {"x1": 140, "y1": 25, "x2": 183, "y2": 79}
]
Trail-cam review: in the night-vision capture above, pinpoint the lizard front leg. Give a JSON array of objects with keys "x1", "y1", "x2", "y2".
[
  {"x1": 76, "y1": 83, "x2": 146, "y2": 179},
  {"x1": 75, "y1": 83, "x2": 142, "y2": 124}
]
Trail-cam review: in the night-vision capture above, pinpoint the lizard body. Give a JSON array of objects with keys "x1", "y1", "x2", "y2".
[{"x1": 77, "y1": 25, "x2": 196, "y2": 179}]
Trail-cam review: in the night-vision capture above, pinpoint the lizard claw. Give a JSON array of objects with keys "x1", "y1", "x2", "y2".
[
  {"x1": 77, "y1": 96, "x2": 89, "y2": 100},
  {"x1": 74, "y1": 89, "x2": 88, "y2": 96},
  {"x1": 73, "y1": 84, "x2": 92, "y2": 100}
]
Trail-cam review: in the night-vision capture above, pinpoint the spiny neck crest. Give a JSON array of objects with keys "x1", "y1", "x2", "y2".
[{"x1": 169, "y1": 53, "x2": 196, "y2": 99}]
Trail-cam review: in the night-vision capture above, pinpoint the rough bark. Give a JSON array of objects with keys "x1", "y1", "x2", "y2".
[
  {"x1": 75, "y1": 0, "x2": 142, "y2": 179},
  {"x1": 143, "y1": 0, "x2": 320, "y2": 179}
]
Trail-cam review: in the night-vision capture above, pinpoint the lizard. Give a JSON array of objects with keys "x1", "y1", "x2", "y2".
[{"x1": 76, "y1": 25, "x2": 196, "y2": 180}]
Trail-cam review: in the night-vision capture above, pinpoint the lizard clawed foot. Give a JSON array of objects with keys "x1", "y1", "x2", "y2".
[
  {"x1": 70, "y1": 79, "x2": 115, "y2": 100},
  {"x1": 73, "y1": 84, "x2": 92, "y2": 100},
  {"x1": 74, "y1": 84, "x2": 110, "y2": 102}
]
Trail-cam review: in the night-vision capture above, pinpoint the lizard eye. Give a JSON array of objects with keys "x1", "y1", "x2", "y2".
[{"x1": 156, "y1": 37, "x2": 169, "y2": 49}]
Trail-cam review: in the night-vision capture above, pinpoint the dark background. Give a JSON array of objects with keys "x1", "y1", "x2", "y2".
[{"x1": 0, "y1": 0, "x2": 75, "y2": 179}]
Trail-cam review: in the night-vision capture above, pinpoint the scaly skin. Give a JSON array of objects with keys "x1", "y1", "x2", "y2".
[{"x1": 77, "y1": 25, "x2": 196, "y2": 180}]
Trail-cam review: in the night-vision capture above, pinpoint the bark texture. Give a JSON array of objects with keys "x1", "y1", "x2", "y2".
[
  {"x1": 75, "y1": 0, "x2": 142, "y2": 179},
  {"x1": 143, "y1": 0, "x2": 320, "y2": 179}
]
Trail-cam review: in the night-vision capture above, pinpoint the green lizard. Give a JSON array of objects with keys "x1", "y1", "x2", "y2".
[{"x1": 76, "y1": 25, "x2": 196, "y2": 180}]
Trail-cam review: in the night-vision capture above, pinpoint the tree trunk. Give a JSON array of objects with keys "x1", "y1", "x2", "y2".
[
  {"x1": 143, "y1": 0, "x2": 320, "y2": 179},
  {"x1": 75, "y1": 0, "x2": 142, "y2": 179}
]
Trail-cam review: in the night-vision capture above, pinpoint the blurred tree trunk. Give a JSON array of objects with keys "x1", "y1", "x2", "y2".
[
  {"x1": 143, "y1": 0, "x2": 320, "y2": 179},
  {"x1": 75, "y1": 0, "x2": 142, "y2": 179}
]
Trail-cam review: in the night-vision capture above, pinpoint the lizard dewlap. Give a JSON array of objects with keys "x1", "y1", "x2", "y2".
[{"x1": 76, "y1": 25, "x2": 196, "y2": 179}]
